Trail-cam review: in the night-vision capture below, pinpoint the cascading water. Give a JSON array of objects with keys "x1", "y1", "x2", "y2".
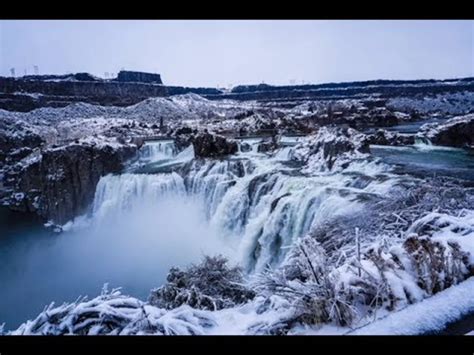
[
  {"x1": 89, "y1": 140, "x2": 394, "y2": 273},
  {"x1": 0, "y1": 138, "x2": 397, "y2": 330},
  {"x1": 138, "y1": 140, "x2": 177, "y2": 162}
]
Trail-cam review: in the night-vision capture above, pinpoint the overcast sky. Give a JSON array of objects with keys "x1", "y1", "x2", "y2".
[{"x1": 0, "y1": 20, "x2": 473, "y2": 87}]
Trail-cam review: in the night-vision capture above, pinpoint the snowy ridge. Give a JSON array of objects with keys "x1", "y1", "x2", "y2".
[
  {"x1": 387, "y1": 91, "x2": 474, "y2": 116},
  {"x1": 349, "y1": 277, "x2": 474, "y2": 335},
  {"x1": 0, "y1": 94, "x2": 256, "y2": 125}
]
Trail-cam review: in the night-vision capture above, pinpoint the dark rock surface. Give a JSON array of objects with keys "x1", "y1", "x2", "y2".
[
  {"x1": 0, "y1": 130, "x2": 45, "y2": 166},
  {"x1": 258, "y1": 136, "x2": 280, "y2": 153},
  {"x1": 0, "y1": 77, "x2": 168, "y2": 111},
  {"x1": 220, "y1": 78, "x2": 474, "y2": 102},
  {"x1": 419, "y1": 115, "x2": 474, "y2": 148},
  {"x1": 5, "y1": 142, "x2": 137, "y2": 224},
  {"x1": 115, "y1": 71, "x2": 163, "y2": 84},
  {"x1": 192, "y1": 132, "x2": 238, "y2": 158},
  {"x1": 365, "y1": 129, "x2": 415, "y2": 146},
  {"x1": 169, "y1": 128, "x2": 238, "y2": 158}
]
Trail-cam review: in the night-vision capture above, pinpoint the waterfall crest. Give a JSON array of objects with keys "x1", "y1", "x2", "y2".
[
  {"x1": 138, "y1": 140, "x2": 177, "y2": 162},
  {"x1": 89, "y1": 142, "x2": 394, "y2": 273}
]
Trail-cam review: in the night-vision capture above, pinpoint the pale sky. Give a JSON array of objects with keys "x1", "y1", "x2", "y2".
[{"x1": 0, "y1": 20, "x2": 473, "y2": 87}]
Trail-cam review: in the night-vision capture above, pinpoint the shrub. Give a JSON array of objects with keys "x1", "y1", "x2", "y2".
[{"x1": 148, "y1": 255, "x2": 255, "y2": 311}]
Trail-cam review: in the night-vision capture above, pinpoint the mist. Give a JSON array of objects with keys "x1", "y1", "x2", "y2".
[{"x1": 0, "y1": 193, "x2": 232, "y2": 330}]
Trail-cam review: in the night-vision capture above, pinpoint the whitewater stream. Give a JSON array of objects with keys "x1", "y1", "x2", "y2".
[{"x1": 1, "y1": 138, "x2": 474, "y2": 330}]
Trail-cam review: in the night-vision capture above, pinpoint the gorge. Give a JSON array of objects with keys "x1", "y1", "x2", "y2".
[{"x1": 1, "y1": 73, "x2": 474, "y2": 335}]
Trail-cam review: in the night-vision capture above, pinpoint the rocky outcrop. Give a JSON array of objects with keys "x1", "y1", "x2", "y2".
[
  {"x1": 4, "y1": 141, "x2": 137, "y2": 224},
  {"x1": 169, "y1": 128, "x2": 238, "y2": 158},
  {"x1": 219, "y1": 78, "x2": 474, "y2": 102},
  {"x1": 0, "y1": 129, "x2": 45, "y2": 166},
  {"x1": 257, "y1": 135, "x2": 280, "y2": 153},
  {"x1": 0, "y1": 77, "x2": 168, "y2": 112},
  {"x1": 0, "y1": 72, "x2": 222, "y2": 112},
  {"x1": 192, "y1": 132, "x2": 238, "y2": 158},
  {"x1": 115, "y1": 71, "x2": 163, "y2": 84},
  {"x1": 292, "y1": 127, "x2": 370, "y2": 172},
  {"x1": 418, "y1": 114, "x2": 474, "y2": 148},
  {"x1": 365, "y1": 129, "x2": 415, "y2": 146}
]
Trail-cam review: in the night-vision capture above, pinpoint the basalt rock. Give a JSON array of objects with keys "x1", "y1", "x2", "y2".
[
  {"x1": 365, "y1": 129, "x2": 415, "y2": 146},
  {"x1": 0, "y1": 130, "x2": 45, "y2": 165},
  {"x1": 293, "y1": 126, "x2": 370, "y2": 172},
  {"x1": 7, "y1": 141, "x2": 137, "y2": 224},
  {"x1": 115, "y1": 71, "x2": 163, "y2": 84},
  {"x1": 419, "y1": 114, "x2": 474, "y2": 148},
  {"x1": 191, "y1": 132, "x2": 238, "y2": 158},
  {"x1": 257, "y1": 135, "x2": 280, "y2": 153}
]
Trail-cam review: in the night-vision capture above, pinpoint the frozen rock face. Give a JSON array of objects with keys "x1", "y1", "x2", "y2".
[
  {"x1": 0, "y1": 129, "x2": 45, "y2": 166},
  {"x1": 225, "y1": 78, "x2": 474, "y2": 103},
  {"x1": 365, "y1": 129, "x2": 415, "y2": 146},
  {"x1": 4, "y1": 140, "x2": 137, "y2": 224},
  {"x1": 292, "y1": 127, "x2": 370, "y2": 172},
  {"x1": 191, "y1": 132, "x2": 238, "y2": 158},
  {"x1": 418, "y1": 114, "x2": 474, "y2": 147}
]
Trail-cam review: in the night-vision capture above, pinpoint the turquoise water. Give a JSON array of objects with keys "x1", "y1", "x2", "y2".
[{"x1": 370, "y1": 144, "x2": 474, "y2": 182}]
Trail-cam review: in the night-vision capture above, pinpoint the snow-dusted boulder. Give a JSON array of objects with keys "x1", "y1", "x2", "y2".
[
  {"x1": 418, "y1": 114, "x2": 474, "y2": 148},
  {"x1": 292, "y1": 127, "x2": 370, "y2": 172},
  {"x1": 193, "y1": 132, "x2": 238, "y2": 158},
  {"x1": 365, "y1": 129, "x2": 415, "y2": 146}
]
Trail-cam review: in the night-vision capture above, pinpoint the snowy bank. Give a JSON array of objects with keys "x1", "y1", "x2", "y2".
[{"x1": 350, "y1": 277, "x2": 474, "y2": 335}]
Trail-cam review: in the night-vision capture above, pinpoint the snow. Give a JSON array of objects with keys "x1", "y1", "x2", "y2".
[
  {"x1": 2, "y1": 90, "x2": 474, "y2": 335},
  {"x1": 419, "y1": 113, "x2": 474, "y2": 142},
  {"x1": 349, "y1": 277, "x2": 474, "y2": 335},
  {"x1": 387, "y1": 91, "x2": 474, "y2": 116}
]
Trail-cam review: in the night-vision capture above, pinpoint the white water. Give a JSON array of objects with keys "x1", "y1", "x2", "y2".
[
  {"x1": 0, "y1": 142, "x2": 396, "y2": 330},
  {"x1": 138, "y1": 140, "x2": 176, "y2": 162},
  {"x1": 90, "y1": 144, "x2": 393, "y2": 273}
]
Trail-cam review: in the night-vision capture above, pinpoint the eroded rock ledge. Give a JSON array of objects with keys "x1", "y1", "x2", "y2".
[
  {"x1": 419, "y1": 114, "x2": 474, "y2": 148},
  {"x1": 3, "y1": 140, "x2": 137, "y2": 224}
]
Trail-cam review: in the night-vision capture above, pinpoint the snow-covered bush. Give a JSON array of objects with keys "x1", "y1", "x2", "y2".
[
  {"x1": 255, "y1": 206, "x2": 474, "y2": 331},
  {"x1": 255, "y1": 236, "x2": 356, "y2": 330},
  {"x1": 9, "y1": 286, "x2": 216, "y2": 335},
  {"x1": 404, "y1": 235, "x2": 471, "y2": 295},
  {"x1": 310, "y1": 176, "x2": 474, "y2": 264},
  {"x1": 148, "y1": 255, "x2": 255, "y2": 311}
]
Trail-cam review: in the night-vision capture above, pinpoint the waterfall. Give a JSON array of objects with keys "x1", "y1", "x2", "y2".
[
  {"x1": 414, "y1": 136, "x2": 433, "y2": 146},
  {"x1": 92, "y1": 172, "x2": 186, "y2": 223},
  {"x1": 274, "y1": 147, "x2": 294, "y2": 160},
  {"x1": 89, "y1": 142, "x2": 394, "y2": 273},
  {"x1": 138, "y1": 140, "x2": 176, "y2": 162}
]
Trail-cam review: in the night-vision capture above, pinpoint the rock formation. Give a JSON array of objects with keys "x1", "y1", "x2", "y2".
[
  {"x1": 4, "y1": 141, "x2": 137, "y2": 224},
  {"x1": 419, "y1": 114, "x2": 474, "y2": 148},
  {"x1": 365, "y1": 129, "x2": 415, "y2": 146},
  {"x1": 191, "y1": 132, "x2": 238, "y2": 158},
  {"x1": 116, "y1": 71, "x2": 163, "y2": 84}
]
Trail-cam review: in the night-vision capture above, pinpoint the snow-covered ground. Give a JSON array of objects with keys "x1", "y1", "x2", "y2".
[
  {"x1": 348, "y1": 277, "x2": 474, "y2": 335},
  {"x1": 387, "y1": 91, "x2": 474, "y2": 116}
]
